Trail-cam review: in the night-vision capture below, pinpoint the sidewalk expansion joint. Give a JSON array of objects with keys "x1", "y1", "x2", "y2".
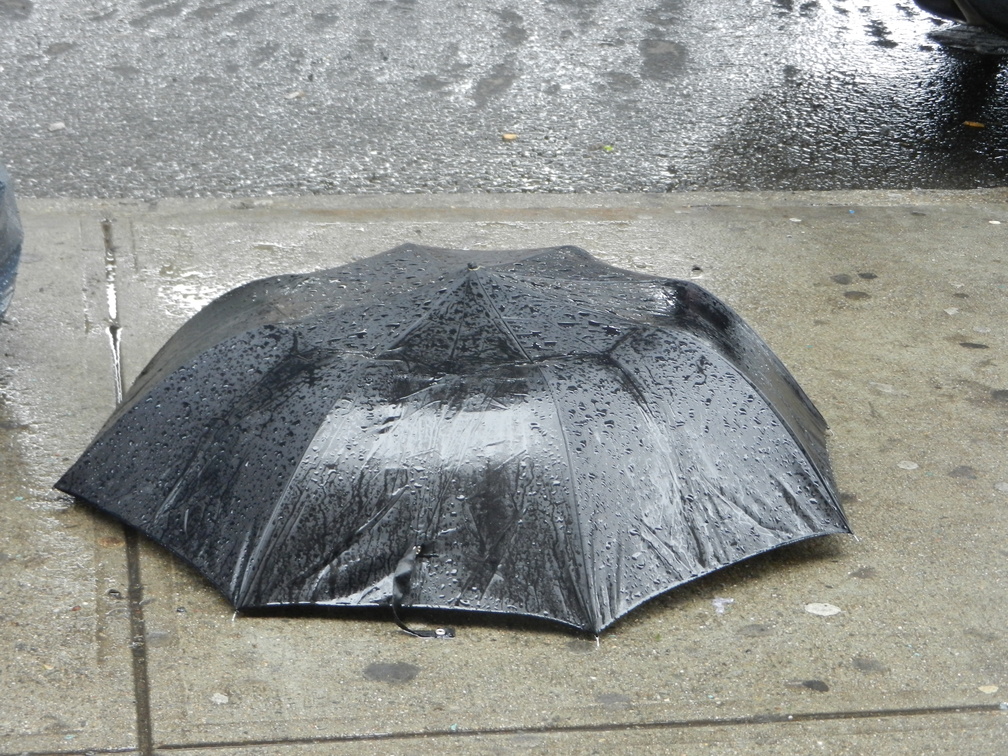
[
  {"x1": 125, "y1": 530, "x2": 154, "y2": 756},
  {"x1": 145, "y1": 702, "x2": 1004, "y2": 751},
  {"x1": 102, "y1": 218, "x2": 154, "y2": 756}
]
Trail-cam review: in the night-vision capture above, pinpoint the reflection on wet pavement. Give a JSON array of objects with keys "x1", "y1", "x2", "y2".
[{"x1": 0, "y1": 0, "x2": 1004, "y2": 196}]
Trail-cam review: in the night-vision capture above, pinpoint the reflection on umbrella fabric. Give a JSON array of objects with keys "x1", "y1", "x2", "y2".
[{"x1": 56, "y1": 244, "x2": 851, "y2": 634}]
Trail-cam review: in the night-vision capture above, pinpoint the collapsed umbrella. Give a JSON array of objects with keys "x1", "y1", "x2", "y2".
[{"x1": 57, "y1": 244, "x2": 850, "y2": 634}]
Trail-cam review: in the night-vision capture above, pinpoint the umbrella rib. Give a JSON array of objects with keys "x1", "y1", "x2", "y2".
[
  {"x1": 627, "y1": 323, "x2": 845, "y2": 533},
  {"x1": 232, "y1": 357, "x2": 378, "y2": 607},
  {"x1": 660, "y1": 284, "x2": 840, "y2": 519},
  {"x1": 382, "y1": 276, "x2": 470, "y2": 355},
  {"x1": 706, "y1": 348, "x2": 846, "y2": 528},
  {"x1": 600, "y1": 334, "x2": 658, "y2": 417},
  {"x1": 532, "y1": 360, "x2": 597, "y2": 630},
  {"x1": 470, "y1": 271, "x2": 535, "y2": 362},
  {"x1": 468, "y1": 272, "x2": 598, "y2": 628}
]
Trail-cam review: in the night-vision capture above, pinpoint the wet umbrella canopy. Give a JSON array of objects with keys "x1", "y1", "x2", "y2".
[{"x1": 57, "y1": 244, "x2": 850, "y2": 634}]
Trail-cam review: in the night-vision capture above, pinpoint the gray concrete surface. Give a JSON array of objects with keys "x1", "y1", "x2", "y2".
[
  {"x1": 2, "y1": 0, "x2": 1007, "y2": 197},
  {"x1": 2, "y1": 191, "x2": 1007, "y2": 754}
]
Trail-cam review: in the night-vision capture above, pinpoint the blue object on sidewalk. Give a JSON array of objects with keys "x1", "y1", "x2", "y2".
[{"x1": 0, "y1": 166, "x2": 23, "y2": 318}]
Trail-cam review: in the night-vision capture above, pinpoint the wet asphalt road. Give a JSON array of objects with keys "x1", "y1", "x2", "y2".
[{"x1": 0, "y1": 0, "x2": 1006, "y2": 198}]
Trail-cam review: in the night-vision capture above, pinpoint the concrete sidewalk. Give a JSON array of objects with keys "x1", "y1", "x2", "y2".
[{"x1": 1, "y1": 191, "x2": 1005, "y2": 755}]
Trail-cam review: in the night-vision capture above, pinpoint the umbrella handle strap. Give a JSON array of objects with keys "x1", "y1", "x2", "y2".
[
  {"x1": 391, "y1": 545, "x2": 455, "y2": 639},
  {"x1": 391, "y1": 606, "x2": 454, "y2": 639}
]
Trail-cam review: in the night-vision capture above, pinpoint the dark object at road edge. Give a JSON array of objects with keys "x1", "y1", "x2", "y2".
[{"x1": 0, "y1": 166, "x2": 23, "y2": 318}]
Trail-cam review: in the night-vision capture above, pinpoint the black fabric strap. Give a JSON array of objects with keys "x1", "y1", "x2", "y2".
[{"x1": 391, "y1": 545, "x2": 455, "y2": 639}]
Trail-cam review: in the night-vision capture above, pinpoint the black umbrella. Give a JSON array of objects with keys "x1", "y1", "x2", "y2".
[{"x1": 57, "y1": 244, "x2": 850, "y2": 634}]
